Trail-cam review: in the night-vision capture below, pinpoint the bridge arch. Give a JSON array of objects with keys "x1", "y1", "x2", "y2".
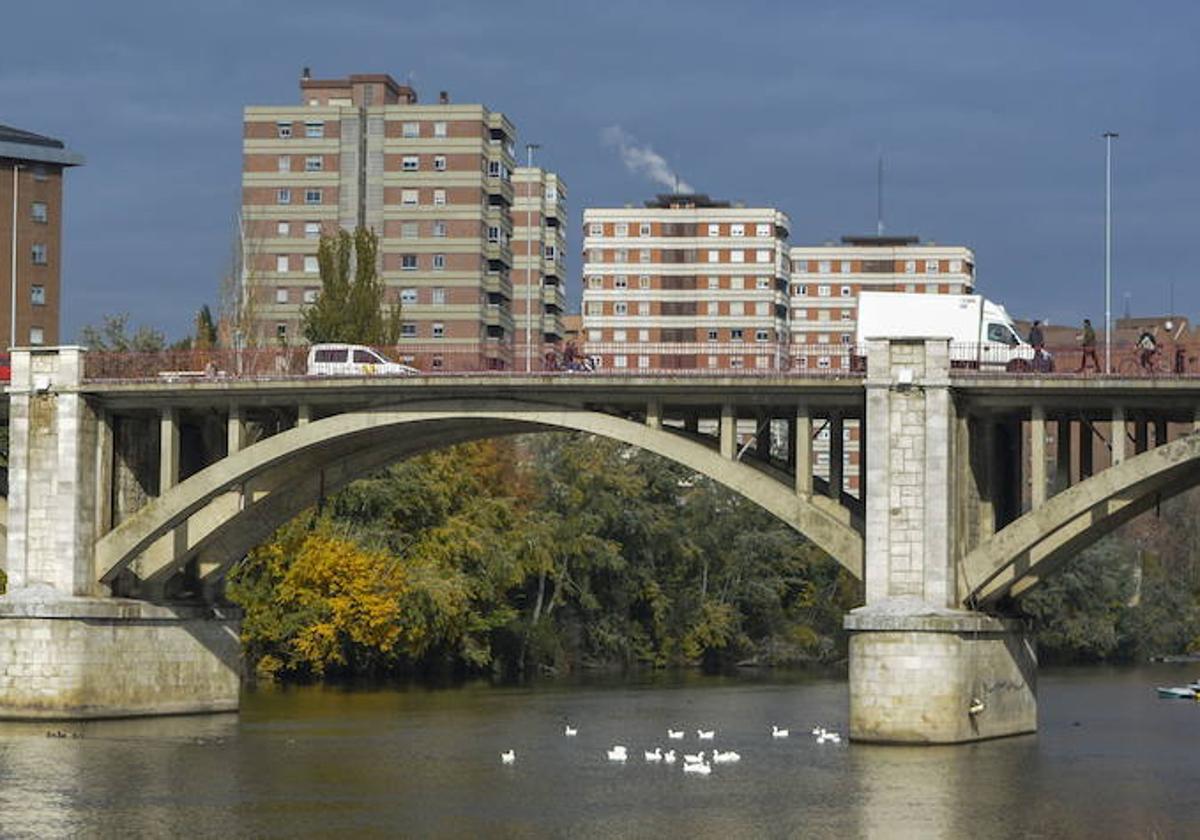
[
  {"x1": 95, "y1": 399, "x2": 864, "y2": 587},
  {"x1": 962, "y1": 431, "x2": 1200, "y2": 608}
]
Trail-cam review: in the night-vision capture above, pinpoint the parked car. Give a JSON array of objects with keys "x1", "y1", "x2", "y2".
[{"x1": 306, "y1": 344, "x2": 419, "y2": 377}]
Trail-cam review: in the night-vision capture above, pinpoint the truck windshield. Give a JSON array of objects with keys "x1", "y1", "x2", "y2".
[{"x1": 986, "y1": 323, "x2": 1018, "y2": 347}]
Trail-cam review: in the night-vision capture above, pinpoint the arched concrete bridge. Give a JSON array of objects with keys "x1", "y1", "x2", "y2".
[{"x1": 4, "y1": 342, "x2": 1200, "y2": 743}]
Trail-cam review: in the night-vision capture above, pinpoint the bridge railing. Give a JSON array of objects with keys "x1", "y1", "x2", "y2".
[
  {"x1": 79, "y1": 343, "x2": 871, "y2": 383},
  {"x1": 948, "y1": 341, "x2": 1200, "y2": 377}
]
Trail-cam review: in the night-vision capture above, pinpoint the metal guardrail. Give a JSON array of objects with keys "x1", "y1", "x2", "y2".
[{"x1": 947, "y1": 342, "x2": 1200, "y2": 378}]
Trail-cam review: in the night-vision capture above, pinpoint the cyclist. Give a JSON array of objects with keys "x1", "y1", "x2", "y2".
[{"x1": 1136, "y1": 329, "x2": 1159, "y2": 373}]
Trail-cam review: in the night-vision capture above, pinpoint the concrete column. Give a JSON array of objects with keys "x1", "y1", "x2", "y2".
[
  {"x1": 645, "y1": 400, "x2": 662, "y2": 430},
  {"x1": 794, "y1": 405, "x2": 812, "y2": 495},
  {"x1": 720, "y1": 403, "x2": 736, "y2": 460},
  {"x1": 1154, "y1": 418, "x2": 1168, "y2": 448},
  {"x1": 1055, "y1": 418, "x2": 1072, "y2": 492},
  {"x1": 684, "y1": 414, "x2": 699, "y2": 435},
  {"x1": 1194, "y1": 406, "x2": 1200, "y2": 434},
  {"x1": 756, "y1": 412, "x2": 772, "y2": 462},
  {"x1": 1030, "y1": 406, "x2": 1047, "y2": 509},
  {"x1": 1111, "y1": 406, "x2": 1127, "y2": 466},
  {"x1": 227, "y1": 404, "x2": 247, "y2": 455},
  {"x1": 829, "y1": 412, "x2": 845, "y2": 501},
  {"x1": 94, "y1": 410, "x2": 114, "y2": 538},
  {"x1": 1134, "y1": 420, "x2": 1148, "y2": 454},
  {"x1": 978, "y1": 420, "x2": 997, "y2": 536},
  {"x1": 297, "y1": 404, "x2": 312, "y2": 427},
  {"x1": 1079, "y1": 421, "x2": 1093, "y2": 480},
  {"x1": 159, "y1": 408, "x2": 180, "y2": 493}
]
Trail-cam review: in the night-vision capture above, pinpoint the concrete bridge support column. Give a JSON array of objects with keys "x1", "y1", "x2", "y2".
[
  {"x1": 1030, "y1": 406, "x2": 1047, "y2": 509},
  {"x1": 845, "y1": 338, "x2": 1036, "y2": 744},
  {"x1": 828, "y1": 411, "x2": 844, "y2": 501},
  {"x1": 794, "y1": 405, "x2": 812, "y2": 495},
  {"x1": 0, "y1": 348, "x2": 240, "y2": 719}
]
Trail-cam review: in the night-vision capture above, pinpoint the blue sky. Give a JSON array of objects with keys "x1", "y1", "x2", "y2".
[{"x1": 4, "y1": 0, "x2": 1197, "y2": 340}]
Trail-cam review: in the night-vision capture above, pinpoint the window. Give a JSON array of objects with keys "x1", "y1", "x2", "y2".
[
  {"x1": 401, "y1": 255, "x2": 418, "y2": 271},
  {"x1": 402, "y1": 156, "x2": 419, "y2": 172},
  {"x1": 613, "y1": 355, "x2": 628, "y2": 369},
  {"x1": 639, "y1": 223, "x2": 651, "y2": 237},
  {"x1": 305, "y1": 222, "x2": 320, "y2": 239},
  {"x1": 756, "y1": 277, "x2": 770, "y2": 290},
  {"x1": 796, "y1": 261, "x2": 808, "y2": 273},
  {"x1": 400, "y1": 288, "x2": 419, "y2": 303},
  {"x1": 545, "y1": 245, "x2": 557, "y2": 261},
  {"x1": 755, "y1": 301, "x2": 769, "y2": 315},
  {"x1": 755, "y1": 355, "x2": 769, "y2": 369},
  {"x1": 401, "y1": 189, "x2": 419, "y2": 206},
  {"x1": 613, "y1": 330, "x2": 627, "y2": 342},
  {"x1": 432, "y1": 287, "x2": 447, "y2": 305},
  {"x1": 276, "y1": 121, "x2": 292, "y2": 138},
  {"x1": 401, "y1": 323, "x2": 418, "y2": 338},
  {"x1": 615, "y1": 249, "x2": 628, "y2": 262},
  {"x1": 304, "y1": 121, "x2": 324, "y2": 138},
  {"x1": 707, "y1": 301, "x2": 720, "y2": 316},
  {"x1": 433, "y1": 189, "x2": 446, "y2": 206},
  {"x1": 730, "y1": 250, "x2": 745, "y2": 263},
  {"x1": 614, "y1": 302, "x2": 628, "y2": 315},
  {"x1": 731, "y1": 276, "x2": 744, "y2": 290},
  {"x1": 638, "y1": 249, "x2": 650, "y2": 263},
  {"x1": 840, "y1": 285, "x2": 852, "y2": 297},
  {"x1": 402, "y1": 122, "x2": 420, "y2": 138},
  {"x1": 487, "y1": 160, "x2": 501, "y2": 177},
  {"x1": 277, "y1": 221, "x2": 290, "y2": 236},
  {"x1": 707, "y1": 224, "x2": 720, "y2": 237},
  {"x1": 950, "y1": 259, "x2": 963, "y2": 273},
  {"x1": 638, "y1": 329, "x2": 650, "y2": 341},
  {"x1": 816, "y1": 284, "x2": 830, "y2": 297},
  {"x1": 276, "y1": 255, "x2": 289, "y2": 273},
  {"x1": 587, "y1": 223, "x2": 603, "y2": 237},
  {"x1": 756, "y1": 223, "x2": 771, "y2": 237},
  {"x1": 905, "y1": 283, "x2": 917, "y2": 293},
  {"x1": 277, "y1": 155, "x2": 291, "y2": 172},
  {"x1": 275, "y1": 288, "x2": 289, "y2": 303},
  {"x1": 841, "y1": 311, "x2": 853, "y2": 321},
  {"x1": 588, "y1": 329, "x2": 602, "y2": 341},
  {"x1": 756, "y1": 250, "x2": 771, "y2": 264},
  {"x1": 432, "y1": 221, "x2": 447, "y2": 237},
  {"x1": 818, "y1": 260, "x2": 831, "y2": 273},
  {"x1": 31, "y1": 202, "x2": 47, "y2": 223},
  {"x1": 276, "y1": 323, "x2": 287, "y2": 341},
  {"x1": 614, "y1": 275, "x2": 628, "y2": 289},
  {"x1": 818, "y1": 310, "x2": 831, "y2": 322},
  {"x1": 637, "y1": 302, "x2": 650, "y2": 315},
  {"x1": 840, "y1": 260, "x2": 851, "y2": 273},
  {"x1": 305, "y1": 156, "x2": 323, "y2": 172},
  {"x1": 926, "y1": 259, "x2": 940, "y2": 274},
  {"x1": 615, "y1": 223, "x2": 629, "y2": 236},
  {"x1": 707, "y1": 276, "x2": 720, "y2": 289},
  {"x1": 707, "y1": 355, "x2": 718, "y2": 368},
  {"x1": 303, "y1": 256, "x2": 318, "y2": 274},
  {"x1": 707, "y1": 329, "x2": 719, "y2": 342},
  {"x1": 841, "y1": 334, "x2": 853, "y2": 344},
  {"x1": 730, "y1": 301, "x2": 745, "y2": 316},
  {"x1": 433, "y1": 155, "x2": 446, "y2": 171},
  {"x1": 545, "y1": 185, "x2": 557, "y2": 201},
  {"x1": 31, "y1": 285, "x2": 45, "y2": 306},
  {"x1": 433, "y1": 121, "x2": 447, "y2": 138},
  {"x1": 634, "y1": 275, "x2": 647, "y2": 289},
  {"x1": 638, "y1": 356, "x2": 650, "y2": 369},
  {"x1": 587, "y1": 276, "x2": 602, "y2": 289},
  {"x1": 432, "y1": 322, "x2": 445, "y2": 339},
  {"x1": 29, "y1": 327, "x2": 44, "y2": 345},
  {"x1": 756, "y1": 329, "x2": 769, "y2": 342},
  {"x1": 432, "y1": 254, "x2": 445, "y2": 271},
  {"x1": 277, "y1": 188, "x2": 292, "y2": 205},
  {"x1": 303, "y1": 289, "x2": 318, "y2": 303},
  {"x1": 731, "y1": 223, "x2": 745, "y2": 237},
  {"x1": 731, "y1": 328, "x2": 744, "y2": 341},
  {"x1": 708, "y1": 250, "x2": 720, "y2": 263},
  {"x1": 795, "y1": 308, "x2": 808, "y2": 319},
  {"x1": 817, "y1": 356, "x2": 831, "y2": 369},
  {"x1": 487, "y1": 226, "x2": 500, "y2": 243},
  {"x1": 795, "y1": 284, "x2": 808, "y2": 296},
  {"x1": 587, "y1": 301, "x2": 603, "y2": 315},
  {"x1": 904, "y1": 260, "x2": 916, "y2": 274},
  {"x1": 304, "y1": 189, "x2": 322, "y2": 204}
]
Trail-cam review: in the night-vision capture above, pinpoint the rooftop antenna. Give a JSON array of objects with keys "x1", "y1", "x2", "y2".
[
  {"x1": 1123, "y1": 292, "x2": 1131, "y2": 319},
  {"x1": 674, "y1": 173, "x2": 680, "y2": 195},
  {"x1": 876, "y1": 151, "x2": 885, "y2": 236}
]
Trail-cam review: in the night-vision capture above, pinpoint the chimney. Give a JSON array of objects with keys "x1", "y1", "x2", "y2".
[
  {"x1": 301, "y1": 66, "x2": 311, "y2": 81},
  {"x1": 439, "y1": 90, "x2": 449, "y2": 104}
]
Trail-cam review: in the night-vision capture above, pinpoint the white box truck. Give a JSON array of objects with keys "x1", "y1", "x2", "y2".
[{"x1": 855, "y1": 292, "x2": 1049, "y2": 371}]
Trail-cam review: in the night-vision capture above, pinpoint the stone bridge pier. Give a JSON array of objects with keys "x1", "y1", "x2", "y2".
[
  {"x1": 0, "y1": 349, "x2": 240, "y2": 718},
  {"x1": 845, "y1": 338, "x2": 1036, "y2": 743}
]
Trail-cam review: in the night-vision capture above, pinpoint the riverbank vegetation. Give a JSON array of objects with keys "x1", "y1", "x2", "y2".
[{"x1": 227, "y1": 436, "x2": 859, "y2": 681}]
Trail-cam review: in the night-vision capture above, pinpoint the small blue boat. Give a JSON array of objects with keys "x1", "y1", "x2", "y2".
[{"x1": 1155, "y1": 686, "x2": 1196, "y2": 700}]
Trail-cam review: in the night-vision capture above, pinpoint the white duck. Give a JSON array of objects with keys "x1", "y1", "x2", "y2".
[
  {"x1": 772, "y1": 725, "x2": 789, "y2": 739},
  {"x1": 683, "y1": 751, "x2": 706, "y2": 764},
  {"x1": 712, "y1": 749, "x2": 741, "y2": 763},
  {"x1": 683, "y1": 761, "x2": 712, "y2": 775},
  {"x1": 663, "y1": 750, "x2": 677, "y2": 764},
  {"x1": 667, "y1": 728, "x2": 685, "y2": 740},
  {"x1": 644, "y1": 747, "x2": 663, "y2": 762},
  {"x1": 697, "y1": 729, "x2": 715, "y2": 740},
  {"x1": 500, "y1": 749, "x2": 515, "y2": 764},
  {"x1": 606, "y1": 745, "x2": 628, "y2": 762},
  {"x1": 564, "y1": 725, "x2": 578, "y2": 737}
]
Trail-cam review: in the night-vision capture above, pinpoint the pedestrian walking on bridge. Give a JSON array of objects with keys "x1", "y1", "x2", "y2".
[{"x1": 1077, "y1": 318, "x2": 1100, "y2": 373}]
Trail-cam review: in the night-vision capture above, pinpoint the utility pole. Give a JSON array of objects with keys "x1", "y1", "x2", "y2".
[
  {"x1": 524, "y1": 143, "x2": 540, "y2": 373},
  {"x1": 1103, "y1": 131, "x2": 1118, "y2": 374},
  {"x1": 9, "y1": 162, "x2": 20, "y2": 349}
]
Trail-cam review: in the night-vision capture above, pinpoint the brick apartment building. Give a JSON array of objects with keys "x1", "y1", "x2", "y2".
[
  {"x1": 0, "y1": 124, "x2": 84, "y2": 349},
  {"x1": 241, "y1": 70, "x2": 563, "y2": 370},
  {"x1": 511, "y1": 166, "x2": 568, "y2": 368},
  {"x1": 581, "y1": 194, "x2": 791, "y2": 371}
]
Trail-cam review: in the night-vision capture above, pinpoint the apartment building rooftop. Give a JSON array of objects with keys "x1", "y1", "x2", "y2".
[
  {"x1": 839, "y1": 234, "x2": 921, "y2": 247},
  {"x1": 0, "y1": 123, "x2": 85, "y2": 166},
  {"x1": 644, "y1": 193, "x2": 731, "y2": 209}
]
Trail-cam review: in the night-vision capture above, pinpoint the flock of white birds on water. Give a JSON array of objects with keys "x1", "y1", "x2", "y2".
[{"x1": 500, "y1": 723, "x2": 843, "y2": 774}]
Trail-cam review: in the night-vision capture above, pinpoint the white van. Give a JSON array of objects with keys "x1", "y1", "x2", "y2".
[{"x1": 306, "y1": 344, "x2": 420, "y2": 377}]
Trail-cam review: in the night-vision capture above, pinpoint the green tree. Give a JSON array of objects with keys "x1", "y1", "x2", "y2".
[{"x1": 301, "y1": 227, "x2": 400, "y2": 345}]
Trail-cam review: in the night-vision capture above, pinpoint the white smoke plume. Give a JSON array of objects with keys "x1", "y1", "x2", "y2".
[{"x1": 602, "y1": 126, "x2": 694, "y2": 193}]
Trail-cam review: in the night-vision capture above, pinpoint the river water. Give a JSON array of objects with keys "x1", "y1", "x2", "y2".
[{"x1": 0, "y1": 665, "x2": 1197, "y2": 839}]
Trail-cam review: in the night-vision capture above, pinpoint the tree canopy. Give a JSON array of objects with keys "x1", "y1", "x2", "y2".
[{"x1": 301, "y1": 227, "x2": 400, "y2": 345}]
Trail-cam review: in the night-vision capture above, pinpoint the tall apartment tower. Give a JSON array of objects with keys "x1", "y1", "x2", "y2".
[
  {"x1": 581, "y1": 195, "x2": 791, "y2": 371},
  {"x1": 0, "y1": 124, "x2": 84, "y2": 349},
  {"x1": 788, "y1": 235, "x2": 975, "y2": 370},
  {"x1": 511, "y1": 167, "x2": 568, "y2": 368},
  {"x1": 242, "y1": 71, "x2": 533, "y2": 370}
]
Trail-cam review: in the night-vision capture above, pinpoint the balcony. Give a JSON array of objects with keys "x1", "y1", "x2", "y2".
[
  {"x1": 483, "y1": 240, "x2": 512, "y2": 266},
  {"x1": 484, "y1": 273, "x2": 512, "y2": 300},
  {"x1": 485, "y1": 175, "x2": 514, "y2": 207}
]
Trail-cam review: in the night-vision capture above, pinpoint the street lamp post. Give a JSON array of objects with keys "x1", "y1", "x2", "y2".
[
  {"x1": 1103, "y1": 131, "x2": 1118, "y2": 374},
  {"x1": 524, "y1": 143, "x2": 540, "y2": 372},
  {"x1": 9, "y1": 162, "x2": 21, "y2": 350}
]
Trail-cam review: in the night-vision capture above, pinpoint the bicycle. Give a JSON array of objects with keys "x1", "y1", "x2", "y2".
[{"x1": 1117, "y1": 347, "x2": 1169, "y2": 376}]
